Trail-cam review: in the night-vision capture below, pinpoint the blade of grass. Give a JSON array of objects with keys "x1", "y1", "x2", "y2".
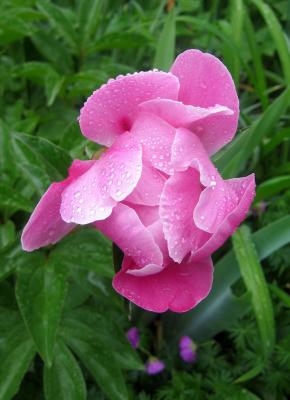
[
  {"x1": 213, "y1": 86, "x2": 290, "y2": 178},
  {"x1": 244, "y1": 9, "x2": 268, "y2": 109},
  {"x1": 233, "y1": 225, "x2": 275, "y2": 359},
  {"x1": 251, "y1": 0, "x2": 290, "y2": 84},
  {"x1": 153, "y1": 6, "x2": 176, "y2": 71},
  {"x1": 254, "y1": 176, "x2": 290, "y2": 203}
]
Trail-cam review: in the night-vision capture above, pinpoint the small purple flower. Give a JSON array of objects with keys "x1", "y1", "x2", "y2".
[
  {"x1": 146, "y1": 358, "x2": 165, "y2": 375},
  {"x1": 179, "y1": 336, "x2": 197, "y2": 363},
  {"x1": 126, "y1": 327, "x2": 140, "y2": 349}
]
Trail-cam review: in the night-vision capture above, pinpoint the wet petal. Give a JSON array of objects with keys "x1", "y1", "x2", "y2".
[
  {"x1": 192, "y1": 174, "x2": 256, "y2": 259},
  {"x1": 21, "y1": 160, "x2": 93, "y2": 251},
  {"x1": 94, "y1": 203, "x2": 163, "y2": 271},
  {"x1": 131, "y1": 112, "x2": 176, "y2": 175},
  {"x1": 126, "y1": 162, "x2": 166, "y2": 206},
  {"x1": 113, "y1": 257, "x2": 213, "y2": 313},
  {"x1": 79, "y1": 71, "x2": 179, "y2": 146},
  {"x1": 170, "y1": 49, "x2": 239, "y2": 154},
  {"x1": 60, "y1": 134, "x2": 142, "y2": 224},
  {"x1": 160, "y1": 169, "x2": 203, "y2": 263}
]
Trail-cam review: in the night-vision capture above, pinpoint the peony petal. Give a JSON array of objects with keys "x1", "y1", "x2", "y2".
[
  {"x1": 171, "y1": 128, "x2": 219, "y2": 186},
  {"x1": 159, "y1": 169, "x2": 203, "y2": 263},
  {"x1": 192, "y1": 174, "x2": 256, "y2": 259},
  {"x1": 131, "y1": 112, "x2": 176, "y2": 175},
  {"x1": 21, "y1": 160, "x2": 93, "y2": 252},
  {"x1": 139, "y1": 99, "x2": 233, "y2": 129},
  {"x1": 113, "y1": 257, "x2": 213, "y2": 313},
  {"x1": 126, "y1": 162, "x2": 166, "y2": 206},
  {"x1": 170, "y1": 49, "x2": 239, "y2": 155},
  {"x1": 94, "y1": 203, "x2": 163, "y2": 271},
  {"x1": 124, "y1": 204, "x2": 159, "y2": 227},
  {"x1": 60, "y1": 134, "x2": 142, "y2": 224},
  {"x1": 79, "y1": 71, "x2": 179, "y2": 146}
]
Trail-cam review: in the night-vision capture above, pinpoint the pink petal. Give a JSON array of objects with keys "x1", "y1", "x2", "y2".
[
  {"x1": 79, "y1": 71, "x2": 179, "y2": 146},
  {"x1": 131, "y1": 112, "x2": 176, "y2": 175},
  {"x1": 192, "y1": 174, "x2": 256, "y2": 259},
  {"x1": 159, "y1": 169, "x2": 203, "y2": 263},
  {"x1": 124, "y1": 204, "x2": 159, "y2": 227},
  {"x1": 94, "y1": 203, "x2": 163, "y2": 271},
  {"x1": 113, "y1": 257, "x2": 213, "y2": 313},
  {"x1": 60, "y1": 134, "x2": 142, "y2": 224},
  {"x1": 171, "y1": 128, "x2": 219, "y2": 186},
  {"x1": 170, "y1": 49, "x2": 239, "y2": 155},
  {"x1": 126, "y1": 162, "x2": 166, "y2": 206},
  {"x1": 21, "y1": 160, "x2": 93, "y2": 252},
  {"x1": 139, "y1": 99, "x2": 233, "y2": 128}
]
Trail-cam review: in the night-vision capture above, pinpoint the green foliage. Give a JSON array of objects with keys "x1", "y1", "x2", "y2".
[{"x1": 0, "y1": 0, "x2": 289, "y2": 399}]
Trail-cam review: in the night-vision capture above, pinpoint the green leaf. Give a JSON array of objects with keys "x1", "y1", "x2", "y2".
[
  {"x1": 0, "y1": 221, "x2": 15, "y2": 249},
  {"x1": 61, "y1": 308, "x2": 139, "y2": 400},
  {"x1": 51, "y1": 228, "x2": 114, "y2": 278},
  {"x1": 244, "y1": 9, "x2": 268, "y2": 109},
  {"x1": 165, "y1": 216, "x2": 290, "y2": 341},
  {"x1": 213, "y1": 86, "x2": 290, "y2": 177},
  {"x1": 0, "y1": 182, "x2": 33, "y2": 212},
  {"x1": 44, "y1": 340, "x2": 86, "y2": 400},
  {"x1": 262, "y1": 127, "x2": 290, "y2": 156},
  {"x1": 15, "y1": 256, "x2": 68, "y2": 367},
  {"x1": 0, "y1": 246, "x2": 43, "y2": 282},
  {"x1": 37, "y1": 0, "x2": 77, "y2": 51},
  {"x1": 269, "y1": 284, "x2": 290, "y2": 308},
  {"x1": 63, "y1": 308, "x2": 143, "y2": 371},
  {"x1": 0, "y1": 309, "x2": 36, "y2": 400},
  {"x1": 44, "y1": 70, "x2": 64, "y2": 106},
  {"x1": 0, "y1": 120, "x2": 16, "y2": 182},
  {"x1": 228, "y1": 0, "x2": 244, "y2": 85},
  {"x1": 153, "y1": 8, "x2": 176, "y2": 71},
  {"x1": 251, "y1": 0, "x2": 290, "y2": 84},
  {"x1": 77, "y1": 0, "x2": 102, "y2": 49},
  {"x1": 233, "y1": 225, "x2": 275, "y2": 358},
  {"x1": 254, "y1": 176, "x2": 290, "y2": 203},
  {"x1": 87, "y1": 32, "x2": 151, "y2": 54},
  {"x1": 12, "y1": 132, "x2": 72, "y2": 191},
  {"x1": 31, "y1": 28, "x2": 73, "y2": 73},
  {"x1": 235, "y1": 362, "x2": 265, "y2": 384}
]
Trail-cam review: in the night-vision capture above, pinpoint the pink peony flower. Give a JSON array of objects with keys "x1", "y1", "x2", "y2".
[{"x1": 21, "y1": 49, "x2": 255, "y2": 313}]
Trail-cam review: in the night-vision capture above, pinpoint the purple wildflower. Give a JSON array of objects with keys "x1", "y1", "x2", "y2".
[
  {"x1": 179, "y1": 336, "x2": 197, "y2": 363},
  {"x1": 126, "y1": 327, "x2": 140, "y2": 349},
  {"x1": 146, "y1": 358, "x2": 165, "y2": 375}
]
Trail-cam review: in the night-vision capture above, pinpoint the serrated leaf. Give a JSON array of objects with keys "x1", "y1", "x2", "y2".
[
  {"x1": 16, "y1": 257, "x2": 68, "y2": 367},
  {"x1": 44, "y1": 340, "x2": 86, "y2": 400},
  {"x1": 0, "y1": 309, "x2": 36, "y2": 400}
]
